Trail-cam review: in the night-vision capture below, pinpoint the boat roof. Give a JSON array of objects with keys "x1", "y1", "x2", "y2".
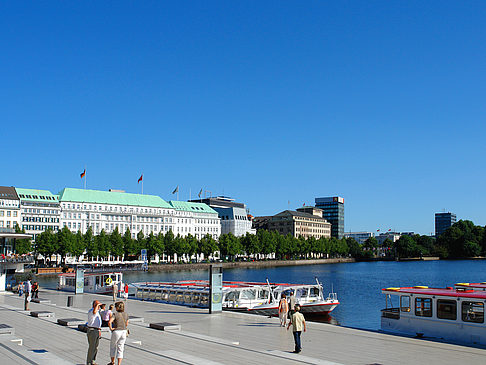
[
  {"x1": 455, "y1": 282, "x2": 486, "y2": 289},
  {"x1": 131, "y1": 280, "x2": 318, "y2": 289},
  {"x1": 382, "y1": 286, "x2": 486, "y2": 299},
  {"x1": 59, "y1": 272, "x2": 122, "y2": 277}
]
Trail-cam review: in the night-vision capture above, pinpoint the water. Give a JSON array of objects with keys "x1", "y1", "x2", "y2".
[{"x1": 36, "y1": 259, "x2": 486, "y2": 331}]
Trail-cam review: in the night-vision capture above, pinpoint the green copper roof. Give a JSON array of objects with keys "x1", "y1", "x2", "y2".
[
  {"x1": 169, "y1": 200, "x2": 217, "y2": 214},
  {"x1": 58, "y1": 188, "x2": 171, "y2": 208},
  {"x1": 16, "y1": 188, "x2": 59, "y2": 202}
]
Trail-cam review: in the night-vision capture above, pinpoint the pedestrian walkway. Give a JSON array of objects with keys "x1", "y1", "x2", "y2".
[{"x1": 0, "y1": 289, "x2": 485, "y2": 364}]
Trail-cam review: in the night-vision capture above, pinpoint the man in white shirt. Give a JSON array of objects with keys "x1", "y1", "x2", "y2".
[
  {"x1": 86, "y1": 300, "x2": 102, "y2": 365},
  {"x1": 287, "y1": 304, "x2": 306, "y2": 353},
  {"x1": 24, "y1": 279, "x2": 32, "y2": 310}
]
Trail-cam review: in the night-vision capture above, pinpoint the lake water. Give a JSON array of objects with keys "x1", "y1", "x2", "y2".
[{"x1": 37, "y1": 259, "x2": 486, "y2": 331}]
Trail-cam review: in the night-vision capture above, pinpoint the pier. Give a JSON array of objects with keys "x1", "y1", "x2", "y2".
[{"x1": 0, "y1": 289, "x2": 485, "y2": 364}]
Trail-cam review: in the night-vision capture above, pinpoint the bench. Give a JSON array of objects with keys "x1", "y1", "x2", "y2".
[
  {"x1": 149, "y1": 322, "x2": 181, "y2": 331},
  {"x1": 57, "y1": 318, "x2": 85, "y2": 326},
  {"x1": 30, "y1": 311, "x2": 54, "y2": 318},
  {"x1": 0, "y1": 324, "x2": 14, "y2": 335}
]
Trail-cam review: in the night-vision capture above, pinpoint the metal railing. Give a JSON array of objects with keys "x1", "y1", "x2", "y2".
[{"x1": 381, "y1": 307, "x2": 400, "y2": 319}]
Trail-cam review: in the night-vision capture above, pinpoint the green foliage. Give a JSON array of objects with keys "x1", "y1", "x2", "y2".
[
  {"x1": 110, "y1": 227, "x2": 124, "y2": 258},
  {"x1": 56, "y1": 227, "x2": 75, "y2": 264},
  {"x1": 14, "y1": 224, "x2": 32, "y2": 255},
  {"x1": 36, "y1": 228, "x2": 57, "y2": 260},
  {"x1": 200, "y1": 234, "x2": 218, "y2": 259},
  {"x1": 437, "y1": 220, "x2": 484, "y2": 258}
]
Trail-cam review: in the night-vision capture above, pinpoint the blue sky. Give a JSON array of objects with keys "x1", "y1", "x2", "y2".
[{"x1": 2, "y1": 1, "x2": 486, "y2": 235}]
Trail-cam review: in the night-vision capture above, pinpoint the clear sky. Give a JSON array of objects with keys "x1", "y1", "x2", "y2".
[{"x1": 2, "y1": 1, "x2": 486, "y2": 235}]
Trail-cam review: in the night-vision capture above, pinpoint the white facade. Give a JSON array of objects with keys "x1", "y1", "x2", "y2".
[
  {"x1": 344, "y1": 232, "x2": 374, "y2": 245},
  {"x1": 16, "y1": 188, "x2": 61, "y2": 241},
  {"x1": 220, "y1": 207, "x2": 255, "y2": 237},
  {"x1": 0, "y1": 187, "x2": 21, "y2": 230}
]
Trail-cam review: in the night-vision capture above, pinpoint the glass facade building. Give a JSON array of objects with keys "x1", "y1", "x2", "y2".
[
  {"x1": 315, "y1": 197, "x2": 344, "y2": 239},
  {"x1": 435, "y1": 212, "x2": 457, "y2": 237}
]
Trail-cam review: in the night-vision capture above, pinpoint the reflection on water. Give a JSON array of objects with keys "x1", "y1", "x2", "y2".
[{"x1": 36, "y1": 259, "x2": 486, "y2": 330}]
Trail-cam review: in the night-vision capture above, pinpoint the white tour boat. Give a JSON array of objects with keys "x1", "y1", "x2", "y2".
[
  {"x1": 131, "y1": 279, "x2": 338, "y2": 316},
  {"x1": 58, "y1": 271, "x2": 123, "y2": 294},
  {"x1": 381, "y1": 286, "x2": 486, "y2": 346}
]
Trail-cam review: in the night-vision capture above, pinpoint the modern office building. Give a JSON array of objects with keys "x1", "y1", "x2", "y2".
[
  {"x1": 16, "y1": 188, "x2": 61, "y2": 241},
  {"x1": 0, "y1": 187, "x2": 21, "y2": 230},
  {"x1": 267, "y1": 208, "x2": 331, "y2": 239},
  {"x1": 315, "y1": 196, "x2": 344, "y2": 238},
  {"x1": 344, "y1": 232, "x2": 374, "y2": 245},
  {"x1": 435, "y1": 212, "x2": 457, "y2": 237},
  {"x1": 189, "y1": 196, "x2": 255, "y2": 237}
]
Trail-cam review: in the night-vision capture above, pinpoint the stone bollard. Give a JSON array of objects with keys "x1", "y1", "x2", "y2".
[{"x1": 67, "y1": 296, "x2": 74, "y2": 307}]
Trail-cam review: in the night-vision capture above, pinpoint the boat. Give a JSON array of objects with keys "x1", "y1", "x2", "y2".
[
  {"x1": 381, "y1": 286, "x2": 486, "y2": 346},
  {"x1": 131, "y1": 278, "x2": 339, "y2": 316},
  {"x1": 58, "y1": 271, "x2": 123, "y2": 294},
  {"x1": 455, "y1": 282, "x2": 486, "y2": 291}
]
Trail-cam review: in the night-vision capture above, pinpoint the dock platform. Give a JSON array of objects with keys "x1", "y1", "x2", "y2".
[{"x1": 0, "y1": 289, "x2": 485, "y2": 364}]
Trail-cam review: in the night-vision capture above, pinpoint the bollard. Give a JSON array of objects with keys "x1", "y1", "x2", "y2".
[{"x1": 67, "y1": 296, "x2": 73, "y2": 307}]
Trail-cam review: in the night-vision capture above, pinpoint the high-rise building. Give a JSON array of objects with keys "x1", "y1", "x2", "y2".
[
  {"x1": 435, "y1": 212, "x2": 457, "y2": 237},
  {"x1": 315, "y1": 197, "x2": 344, "y2": 238}
]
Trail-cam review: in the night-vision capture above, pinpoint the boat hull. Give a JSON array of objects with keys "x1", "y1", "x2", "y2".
[{"x1": 248, "y1": 301, "x2": 339, "y2": 316}]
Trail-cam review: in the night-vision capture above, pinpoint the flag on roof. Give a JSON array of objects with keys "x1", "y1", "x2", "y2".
[
  {"x1": 377, "y1": 229, "x2": 380, "y2": 232},
  {"x1": 172, "y1": 186, "x2": 179, "y2": 194},
  {"x1": 198, "y1": 188, "x2": 202, "y2": 198},
  {"x1": 388, "y1": 229, "x2": 391, "y2": 231},
  {"x1": 138, "y1": 174, "x2": 143, "y2": 183},
  {"x1": 80, "y1": 169, "x2": 86, "y2": 179}
]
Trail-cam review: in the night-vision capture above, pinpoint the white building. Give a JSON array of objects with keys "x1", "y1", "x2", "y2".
[
  {"x1": 189, "y1": 196, "x2": 255, "y2": 237},
  {"x1": 16, "y1": 188, "x2": 61, "y2": 241},
  {"x1": 57, "y1": 188, "x2": 220, "y2": 240},
  {"x1": 376, "y1": 232, "x2": 401, "y2": 245},
  {"x1": 344, "y1": 232, "x2": 374, "y2": 245},
  {"x1": 0, "y1": 187, "x2": 21, "y2": 230}
]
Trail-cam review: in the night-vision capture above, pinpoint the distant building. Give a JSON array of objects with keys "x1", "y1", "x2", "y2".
[
  {"x1": 0, "y1": 186, "x2": 21, "y2": 231},
  {"x1": 189, "y1": 196, "x2": 255, "y2": 237},
  {"x1": 252, "y1": 216, "x2": 271, "y2": 231},
  {"x1": 344, "y1": 232, "x2": 374, "y2": 245},
  {"x1": 435, "y1": 212, "x2": 457, "y2": 237},
  {"x1": 16, "y1": 188, "x2": 61, "y2": 241},
  {"x1": 376, "y1": 232, "x2": 401, "y2": 246},
  {"x1": 267, "y1": 209, "x2": 331, "y2": 239},
  {"x1": 315, "y1": 196, "x2": 344, "y2": 238}
]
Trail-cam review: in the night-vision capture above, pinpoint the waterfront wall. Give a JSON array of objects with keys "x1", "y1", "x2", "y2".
[{"x1": 148, "y1": 257, "x2": 355, "y2": 272}]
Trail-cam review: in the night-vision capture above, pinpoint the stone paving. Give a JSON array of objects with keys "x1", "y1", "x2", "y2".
[{"x1": 0, "y1": 289, "x2": 485, "y2": 364}]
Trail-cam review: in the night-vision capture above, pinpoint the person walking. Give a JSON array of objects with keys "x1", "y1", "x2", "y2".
[
  {"x1": 112, "y1": 283, "x2": 118, "y2": 302},
  {"x1": 24, "y1": 278, "x2": 32, "y2": 311},
  {"x1": 86, "y1": 300, "x2": 102, "y2": 365},
  {"x1": 288, "y1": 290, "x2": 296, "y2": 318},
  {"x1": 32, "y1": 281, "x2": 39, "y2": 299},
  {"x1": 287, "y1": 304, "x2": 306, "y2": 353},
  {"x1": 278, "y1": 294, "x2": 289, "y2": 327},
  {"x1": 108, "y1": 301, "x2": 129, "y2": 365}
]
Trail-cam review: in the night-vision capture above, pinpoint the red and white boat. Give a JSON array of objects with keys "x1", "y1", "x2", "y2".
[
  {"x1": 58, "y1": 271, "x2": 123, "y2": 295},
  {"x1": 382, "y1": 286, "x2": 486, "y2": 346}
]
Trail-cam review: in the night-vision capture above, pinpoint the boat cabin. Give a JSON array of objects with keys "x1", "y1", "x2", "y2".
[
  {"x1": 59, "y1": 272, "x2": 122, "y2": 294},
  {"x1": 382, "y1": 286, "x2": 486, "y2": 346}
]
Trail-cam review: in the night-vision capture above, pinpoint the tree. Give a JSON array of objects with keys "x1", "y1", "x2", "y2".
[
  {"x1": 164, "y1": 230, "x2": 176, "y2": 262},
  {"x1": 85, "y1": 227, "x2": 97, "y2": 260},
  {"x1": 14, "y1": 224, "x2": 32, "y2": 255},
  {"x1": 218, "y1": 233, "x2": 242, "y2": 261},
  {"x1": 346, "y1": 237, "x2": 363, "y2": 258},
  {"x1": 393, "y1": 235, "x2": 418, "y2": 258},
  {"x1": 95, "y1": 230, "x2": 110, "y2": 259},
  {"x1": 184, "y1": 234, "x2": 198, "y2": 261},
  {"x1": 241, "y1": 232, "x2": 260, "y2": 258},
  {"x1": 122, "y1": 228, "x2": 135, "y2": 260},
  {"x1": 56, "y1": 227, "x2": 75, "y2": 265},
  {"x1": 110, "y1": 227, "x2": 124, "y2": 259},
  {"x1": 71, "y1": 231, "x2": 86, "y2": 262},
  {"x1": 145, "y1": 232, "x2": 158, "y2": 263},
  {"x1": 36, "y1": 228, "x2": 57, "y2": 265},
  {"x1": 200, "y1": 234, "x2": 218, "y2": 260}
]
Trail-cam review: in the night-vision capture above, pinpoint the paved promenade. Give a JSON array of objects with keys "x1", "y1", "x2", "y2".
[{"x1": 0, "y1": 289, "x2": 485, "y2": 364}]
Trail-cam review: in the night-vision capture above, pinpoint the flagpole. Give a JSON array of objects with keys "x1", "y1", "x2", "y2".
[
  {"x1": 142, "y1": 180, "x2": 143, "y2": 195},
  {"x1": 84, "y1": 166, "x2": 87, "y2": 190},
  {"x1": 189, "y1": 188, "x2": 191, "y2": 201}
]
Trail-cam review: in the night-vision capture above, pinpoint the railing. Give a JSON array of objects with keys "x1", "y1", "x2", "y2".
[
  {"x1": 381, "y1": 307, "x2": 400, "y2": 319},
  {"x1": 0, "y1": 256, "x2": 34, "y2": 264}
]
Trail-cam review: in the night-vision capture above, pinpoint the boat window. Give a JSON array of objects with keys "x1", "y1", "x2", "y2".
[
  {"x1": 200, "y1": 293, "x2": 209, "y2": 306},
  {"x1": 462, "y1": 301, "x2": 484, "y2": 323},
  {"x1": 225, "y1": 291, "x2": 240, "y2": 301},
  {"x1": 296, "y1": 288, "x2": 308, "y2": 298},
  {"x1": 400, "y1": 296, "x2": 411, "y2": 312},
  {"x1": 309, "y1": 287, "x2": 320, "y2": 298},
  {"x1": 161, "y1": 290, "x2": 169, "y2": 301},
  {"x1": 415, "y1": 297, "x2": 432, "y2": 317},
  {"x1": 175, "y1": 291, "x2": 184, "y2": 302},
  {"x1": 168, "y1": 291, "x2": 176, "y2": 302},
  {"x1": 258, "y1": 290, "x2": 268, "y2": 300},
  {"x1": 241, "y1": 289, "x2": 256, "y2": 300},
  {"x1": 192, "y1": 293, "x2": 201, "y2": 304},
  {"x1": 437, "y1": 299, "x2": 457, "y2": 320},
  {"x1": 95, "y1": 276, "x2": 100, "y2": 285},
  {"x1": 184, "y1": 292, "x2": 192, "y2": 303}
]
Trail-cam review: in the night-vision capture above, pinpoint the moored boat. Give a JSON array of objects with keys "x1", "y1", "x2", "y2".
[
  {"x1": 58, "y1": 271, "x2": 123, "y2": 294},
  {"x1": 381, "y1": 286, "x2": 486, "y2": 346},
  {"x1": 131, "y1": 279, "x2": 339, "y2": 316}
]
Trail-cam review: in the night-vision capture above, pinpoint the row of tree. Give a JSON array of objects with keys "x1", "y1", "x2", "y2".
[
  {"x1": 15, "y1": 220, "x2": 486, "y2": 264},
  {"x1": 361, "y1": 220, "x2": 486, "y2": 259},
  {"x1": 20, "y1": 226, "x2": 355, "y2": 265}
]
